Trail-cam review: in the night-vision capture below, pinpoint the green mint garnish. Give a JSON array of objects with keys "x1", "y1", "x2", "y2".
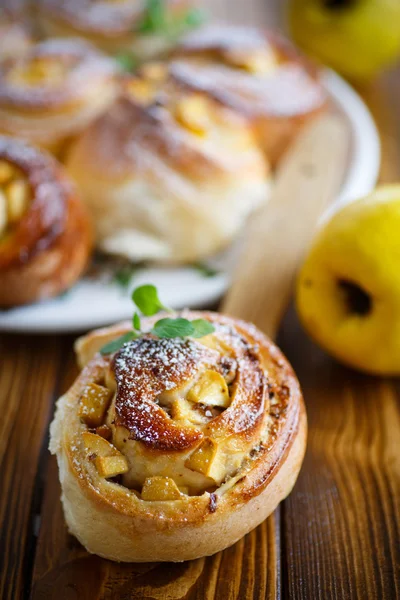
[
  {"x1": 151, "y1": 317, "x2": 196, "y2": 339},
  {"x1": 189, "y1": 318, "x2": 215, "y2": 338},
  {"x1": 184, "y1": 8, "x2": 207, "y2": 28},
  {"x1": 100, "y1": 331, "x2": 139, "y2": 355},
  {"x1": 132, "y1": 284, "x2": 168, "y2": 316},
  {"x1": 136, "y1": 0, "x2": 207, "y2": 38},
  {"x1": 100, "y1": 283, "x2": 215, "y2": 355},
  {"x1": 133, "y1": 311, "x2": 141, "y2": 331},
  {"x1": 137, "y1": 0, "x2": 166, "y2": 33},
  {"x1": 113, "y1": 263, "x2": 140, "y2": 289},
  {"x1": 191, "y1": 262, "x2": 219, "y2": 278},
  {"x1": 114, "y1": 52, "x2": 138, "y2": 73}
]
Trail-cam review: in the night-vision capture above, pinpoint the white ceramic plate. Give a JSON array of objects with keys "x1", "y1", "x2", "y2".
[{"x1": 0, "y1": 70, "x2": 380, "y2": 334}]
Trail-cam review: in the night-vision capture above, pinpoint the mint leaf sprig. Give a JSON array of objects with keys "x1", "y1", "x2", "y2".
[
  {"x1": 100, "y1": 284, "x2": 214, "y2": 355},
  {"x1": 136, "y1": 0, "x2": 207, "y2": 39}
]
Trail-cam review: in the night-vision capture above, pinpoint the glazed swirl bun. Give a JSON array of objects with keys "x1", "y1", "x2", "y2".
[
  {"x1": 0, "y1": 135, "x2": 92, "y2": 307},
  {"x1": 66, "y1": 64, "x2": 270, "y2": 263},
  {"x1": 35, "y1": 0, "x2": 195, "y2": 61},
  {"x1": 171, "y1": 24, "x2": 328, "y2": 165},
  {"x1": 50, "y1": 312, "x2": 306, "y2": 562},
  {"x1": 0, "y1": 38, "x2": 119, "y2": 153}
]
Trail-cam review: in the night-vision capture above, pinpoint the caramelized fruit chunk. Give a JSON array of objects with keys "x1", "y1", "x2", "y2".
[
  {"x1": 185, "y1": 438, "x2": 225, "y2": 483},
  {"x1": 0, "y1": 160, "x2": 14, "y2": 184},
  {"x1": 82, "y1": 431, "x2": 128, "y2": 478},
  {"x1": 174, "y1": 95, "x2": 211, "y2": 136},
  {"x1": 141, "y1": 476, "x2": 182, "y2": 501},
  {"x1": 95, "y1": 455, "x2": 129, "y2": 478},
  {"x1": 187, "y1": 370, "x2": 230, "y2": 407},
  {"x1": 226, "y1": 49, "x2": 277, "y2": 74},
  {"x1": 78, "y1": 382, "x2": 112, "y2": 427},
  {"x1": 0, "y1": 161, "x2": 30, "y2": 234},
  {"x1": 6, "y1": 179, "x2": 29, "y2": 223}
]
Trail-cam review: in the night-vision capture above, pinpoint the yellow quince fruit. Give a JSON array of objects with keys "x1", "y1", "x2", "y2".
[
  {"x1": 296, "y1": 185, "x2": 400, "y2": 375},
  {"x1": 288, "y1": 0, "x2": 400, "y2": 81}
]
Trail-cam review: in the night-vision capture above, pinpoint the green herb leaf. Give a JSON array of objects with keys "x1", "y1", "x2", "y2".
[
  {"x1": 137, "y1": 0, "x2": 167, "y2": 33},
  {"x1": 133, "y1": 312, "x2": 141, "y2": 331},
  {"x1": 191, "y1": 262, "x2": 219, "y2": 278},
  {"x1": 152, "y1": 317, "x2": 195, "y2": 339},
  {"x1": 132, "y1": 284, "x2": 168, "y2": 316},
  {"x1": 100, "y1": 331, "x2": 138, "y2": 355},
  {"x1": 114, "y1": 52, "x2": 138, "y2": 73},
  {"x1": 184, "y1": 8, "x2": 207, "y2": 27},
  {"x1": 190, "y1": 319, "x2": 215, "y2": 338},
  {"x1": 113, "y1": 264, "x2": 139, "y2": 289}
]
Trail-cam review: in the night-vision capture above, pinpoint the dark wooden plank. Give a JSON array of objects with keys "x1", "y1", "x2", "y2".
[
  {"x1": 279, "y1": 72, "x2": 400, "y2": 600},
  {"x1": 0, "y1": 335, "x2": 65, "y2": 600},
  {"x1": 279, "y1": 310, "x2": 400, "y2": 600}
]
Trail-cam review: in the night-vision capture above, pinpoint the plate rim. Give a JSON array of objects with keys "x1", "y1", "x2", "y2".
[{"x1": 0, "y1": 71, "x2": 381, "y2": 334}]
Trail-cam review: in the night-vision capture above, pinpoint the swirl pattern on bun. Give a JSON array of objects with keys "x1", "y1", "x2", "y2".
[
  {"x1": 0, "y1": 38, "x2": 119, "y2": 153},
  {"x1": 50, "y1": 312, "x2": 306, "y2": 562},
  {"x1": 171, "y1": 24, "x2": 328, "y2": 164},
  {"x1": 0, "y1": 135, "x2": 92, "y2": 306},
  {"x1": 66, "y1": 64, "x2": 271, "y2": 263}
]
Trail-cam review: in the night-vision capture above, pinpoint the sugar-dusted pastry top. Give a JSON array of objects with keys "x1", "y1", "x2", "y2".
[
  {"x1": 65, "y1": 61, "x2": 270, "y2": 262},
  {"x1": 0, "y1": 135, "x2": 68, "y2": 268},
  {"x1": 0, "y1": 37, "x2": 118, "y2": 111},
  {"x1": 36, "y1": 0, "x2": 190, "y2": 37},
  {"x1": 64, "y1": 312, "x2": 301, "y2": 501},
  {"x1": 171, "y1": 23, "x2": 327, "y2": 119},
  {"x1": 68, "y1": 63, "x2": 269, "y2": 183}
]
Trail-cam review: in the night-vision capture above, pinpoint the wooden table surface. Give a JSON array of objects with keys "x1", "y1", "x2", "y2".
[{"x1": 1, "y1": 2, "x2": 400, "y2": 599}]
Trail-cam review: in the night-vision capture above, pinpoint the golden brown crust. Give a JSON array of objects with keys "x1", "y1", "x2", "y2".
[
  {"x1": 50, "y1": 312, "x2": 307, "y2": 562},
  {"x1": 0, "y1": 135, "x2": 92, "y2": 306},
  {"x1": 0, "y1": 38, "x2": 119, "y2": 151},
  {"x1": 171, "y1": 24, "x2": 329, "y2": 164}
]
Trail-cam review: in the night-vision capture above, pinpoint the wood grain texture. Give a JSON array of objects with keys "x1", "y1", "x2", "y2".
[
  {"x1": 0, "y1": 335, "x2": 65, "y2": 600},
  {"x1": 222, "y1": 114, "x2": 348, "y2": 339}
]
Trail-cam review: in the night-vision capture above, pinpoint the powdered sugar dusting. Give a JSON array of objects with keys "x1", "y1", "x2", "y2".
[
  {"x1": 0, "y1": 38, "x2": 117, "y2": 109},
  {"x1": 112, "y1": 337, "x2": 211, "y2": 450}
]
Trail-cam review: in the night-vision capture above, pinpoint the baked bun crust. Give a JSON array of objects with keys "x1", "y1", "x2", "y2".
[
  {"x1": 66, "y1": 67, "x2": 270, "y2": 263},
  {"x1": 35, "y1": 0, "x2": 194, "y2": 61},
  {"x1": 0, "y1": 135, "x2": 92, "y2": 307},
  {"x1": 171, "y1": 24, "x2": 328, "y2": 165},
  {"x1": 0, "y1": 38, "x2": 119, "y2": 153},
  {"x1": 0, "y1": 16, "x2": 32, "y2": 63},
  {"x1": 50, "y1": 312, "x2": 306, "y2": 562}
]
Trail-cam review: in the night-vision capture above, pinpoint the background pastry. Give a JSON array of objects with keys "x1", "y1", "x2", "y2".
[
  {"x1": 0, "y1": 38, "x2": 119, "y2": 154},
  {"x1": 0, "y1": 13, "x2": 32, "y2": 63},
  {"x1": 35, "y1": 0, "x2": 203, "y2": 62},
  {"x1": 50, "y1": 311, "x2": 307, "y2": 562},
  {"x1": 171, "y1": 23, "x2": 328, "y2": 165},
  {"x1": 66, "y1": 66, "x2": 271, "y2": 264},
  {"x1": 0, "y1": 135, "x2": 92, "y2": 307}
]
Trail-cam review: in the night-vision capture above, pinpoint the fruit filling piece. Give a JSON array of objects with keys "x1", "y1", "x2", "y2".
[
  {"x1": 6, "y1": 54, "x2": 79, "y2": 89},
  {"x1": 0, "y1": 160, "x2": 31, "y2": 238}
]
